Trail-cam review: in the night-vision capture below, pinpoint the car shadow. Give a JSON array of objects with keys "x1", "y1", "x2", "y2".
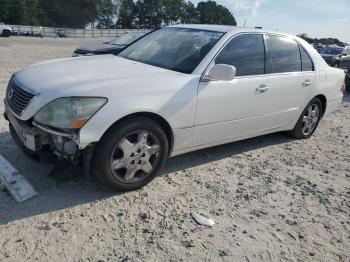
[
  {"x1": 0, "y1": 128, "x2": 295, "y2": 225},
  {"x1": 164, "y1": 132, "x2": 294, "y2": 175}
]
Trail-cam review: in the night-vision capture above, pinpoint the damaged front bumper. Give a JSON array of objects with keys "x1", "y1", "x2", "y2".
[{"x1": 4, "y1": 101, "x2": 82, "y2": 163}]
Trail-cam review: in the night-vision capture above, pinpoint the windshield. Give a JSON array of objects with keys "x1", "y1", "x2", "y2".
[
  {"x1": 320, "y1": 47, "x2": 343, "y2": 55},
  {"x1": 118, "y1": 27, "x2": 224, "y2": 74},
  {"x1": 110, "y1": 32, "x2": 145, "y2": 45}
]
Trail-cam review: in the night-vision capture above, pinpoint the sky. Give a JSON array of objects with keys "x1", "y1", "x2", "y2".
[{"x1": 190, "y1": 0, "x2": 350, "y2": 43}]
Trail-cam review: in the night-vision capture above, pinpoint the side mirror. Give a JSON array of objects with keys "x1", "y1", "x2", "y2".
[{"x1": 203, "y1": 64, "x2": 236, "y2": 81}]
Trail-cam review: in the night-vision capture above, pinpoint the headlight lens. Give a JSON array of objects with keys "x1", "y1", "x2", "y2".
[{"x1": 34, "y1": 97, "x2": 107, "y2": 129}]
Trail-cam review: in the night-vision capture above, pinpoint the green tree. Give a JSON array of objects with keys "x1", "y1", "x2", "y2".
[
  {"x1": 23, "y1": 0, "x2": 40, "y2": 25},
  {"x1": 96, "y1": 0, "x2": 119, "y2": 28},
  {"x1": 197, "y1": 1, "x2": 236, "y2": 25},
  {"x1": 0, "y1": 0, "x2": 25, "y2": 24},
  {"x1": 38, "y1": 0, "x2": 97, "y2": 28},
  {"x1": 181, "y1": 1, "x2": 199, "y2": 24},
  {"x1": 162, "y1": 0, "x2": 184, "y2": 25},
  {"x1": 0, "y1": 0, "x2": 238, "y2": 29},
  {"x1": 117, "y1": 0, "x2": 135, "y2": 28},
  {"x1": 298, "y1": 33, "x2": 346, "y2": 46},
  {"x1": 0, "y1": 0, "x2": 10, "y2": 22},
  {"x1": 135, "y1": 0, "x2": 163, "y2": 28}
]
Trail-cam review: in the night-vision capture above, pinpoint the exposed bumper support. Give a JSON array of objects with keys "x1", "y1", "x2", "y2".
[
  {"x1": 4, "y1": 104, "x2": 96, "y2": 179},
  {"x1": 33, "y1": 121, "x2": 76, "y2": 140}
]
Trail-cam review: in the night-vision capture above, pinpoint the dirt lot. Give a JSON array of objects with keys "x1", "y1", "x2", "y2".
[{"x1": 0, "y1": 37, "x2": 349, "y2": 262}]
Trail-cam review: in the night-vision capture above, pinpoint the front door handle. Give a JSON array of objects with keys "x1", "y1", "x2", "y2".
[
  {"x1": 256, "y1": 85, "x2": 270, "y2": 93},
  {"x1": 303, "y1": 80, "x2": 313, "y2": 86}
]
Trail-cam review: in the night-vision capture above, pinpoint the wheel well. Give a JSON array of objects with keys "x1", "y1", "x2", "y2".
[
  {"x1": 315, "y1": 95, "x2": 327, "y2": 118},
  {"x1": 108, "y1": 112, "x2": 174, "y2": 154}
]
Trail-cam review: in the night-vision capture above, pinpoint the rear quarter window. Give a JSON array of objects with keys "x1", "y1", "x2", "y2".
[{"x1": 299, "y1": 46, "x2": 314, "y2": 71}]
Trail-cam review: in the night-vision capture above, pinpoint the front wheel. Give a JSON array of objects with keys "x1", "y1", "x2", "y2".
[
  {"x1": 289, "y1": 98, "x2": 322, "y2": 139},
  {"x1": 92, "y1": 117, "x2": 169, "y2": 191}
]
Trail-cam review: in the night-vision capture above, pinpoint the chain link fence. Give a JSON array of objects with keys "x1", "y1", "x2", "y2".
[{"x1": 9, "y1": 25, "x2": 149, "y2": 38}]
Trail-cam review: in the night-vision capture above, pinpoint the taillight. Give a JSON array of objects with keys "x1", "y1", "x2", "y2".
[{"x1": 340, "y1": 79, "x2": 345, "y2": 93}]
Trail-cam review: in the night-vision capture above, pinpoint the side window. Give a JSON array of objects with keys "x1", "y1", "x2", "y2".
[
  {"x1": 299, "y1": 46, "x2": 314, "y2": 71},
  {"x1": 215, "y1": 34, "x2": 265, "y2": 76},
  {"x1": 269, "y1": 35, "x2": 301, "y2": 73}
]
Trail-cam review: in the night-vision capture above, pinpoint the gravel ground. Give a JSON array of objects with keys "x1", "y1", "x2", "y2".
[{"x1": 0, "y1": 37, "x2": 349, "y2": 262}]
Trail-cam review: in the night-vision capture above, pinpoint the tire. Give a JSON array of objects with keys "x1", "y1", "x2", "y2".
[
  {"x1": 1, "y1": 30, "x2": 11, "y2": 37},
  {"x1": 289, "y1": 98, "x2": 322, "y2": 139},
  {"x1": 91, "y1": 117, "x2": 169, "y2": 191}
]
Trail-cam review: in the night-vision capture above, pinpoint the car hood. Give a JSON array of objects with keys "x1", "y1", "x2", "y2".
[
  {"x1": 15, "y1": 55, "x2": 184, "y2": 95},
  {"x1": 12, "y1": 55, "x2": 195, "y2": 121}
]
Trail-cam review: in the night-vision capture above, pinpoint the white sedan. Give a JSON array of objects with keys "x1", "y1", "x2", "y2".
[{"x1": 4, "y1": 25, "x2": 345, "y2": 191}]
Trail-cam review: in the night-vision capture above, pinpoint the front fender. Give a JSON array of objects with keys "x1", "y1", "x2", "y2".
[{"x1": 78, "y1": 78, "x2": 199, "y2": 149}]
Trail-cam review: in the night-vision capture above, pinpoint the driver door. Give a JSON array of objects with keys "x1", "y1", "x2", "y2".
[{"x1": 194, "y1": 33, "x2": 272, "y2": 146}]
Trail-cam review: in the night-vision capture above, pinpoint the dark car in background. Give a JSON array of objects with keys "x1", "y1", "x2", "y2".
[
  {"x1": 334, "y1": 46, "x2": 350, "y2": 68},
  {"x1": 320, "y1": 46, "x2": 344, "y2": 66},
  {"x1": 339, "y1": 59, "x2": 350, "y2": 92},
  {"x1": 313, "y1": 43, "x2": 324, "y2": 52},
  {"x1": 73, "y1": 32, "x2": 146, "y2": 57}
]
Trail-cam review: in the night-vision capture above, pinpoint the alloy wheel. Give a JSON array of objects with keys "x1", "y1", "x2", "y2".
[
  {"x1": 109, "y1": 130, "x2": 161, "y2": 183},
  {"x1": 301, "y1": 103, "x2": 320, "y2": 136}
]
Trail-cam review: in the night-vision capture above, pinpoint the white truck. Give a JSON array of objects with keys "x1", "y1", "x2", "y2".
[{"x1": 0, "y1": 23, "x2": 12, "y2": 37}]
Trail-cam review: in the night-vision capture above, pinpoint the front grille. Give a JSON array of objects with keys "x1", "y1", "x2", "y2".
[{"x1": 6, "y1": 77, "x2": 35, "y2": 116}]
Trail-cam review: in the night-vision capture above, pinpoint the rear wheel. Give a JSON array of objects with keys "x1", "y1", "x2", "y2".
[
  {"x1": 92, "y1": 117, "x2": 169, "y2": 191},
  {"x1": 289, "y1": 98, "x2": 322, "y2": 139}
]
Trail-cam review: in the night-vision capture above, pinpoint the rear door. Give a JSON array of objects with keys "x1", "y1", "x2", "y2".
[{"x1": 264, "y1": 35, "x2": 316, "y2": 127}]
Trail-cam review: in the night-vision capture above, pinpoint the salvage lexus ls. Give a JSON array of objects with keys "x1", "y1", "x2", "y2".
[{"x1": 4, "y1": 25, "x2": 345, "y2": 191}]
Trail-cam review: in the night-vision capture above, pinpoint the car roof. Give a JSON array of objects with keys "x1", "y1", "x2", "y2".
[
  {"x1": 168, "y1": 24, "x2": 292, "y2": 37},
  {"x1": 169, "y1": 24, "x2": 243, "y2": 32}
]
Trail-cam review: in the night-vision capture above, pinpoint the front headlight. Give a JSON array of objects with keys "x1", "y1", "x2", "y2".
[{"x1": 34, "y1": 97, "x2": 107, "y2": 129}]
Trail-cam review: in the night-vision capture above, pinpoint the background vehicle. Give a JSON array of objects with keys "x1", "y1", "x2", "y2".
[
  {"x1": 320, "y1": 45, "x2": 344, "y2": 66},
  {"x1": 339, "y1": 58, "x2": 350, "y2": 92},
  {"x1": 73, "y1": 32, "x2": 146, "y2": 56},
  {"x1": 313, "y1": 43, "x2": 324, "y2": 52},
  {"x1": 4, "y1": 25, "x2": 345, "y2": 191},
  {"x1": 332, "y1": 46, "x2": 350, "y2": 68},
  {"x1": 0, "y1": 23, "x2": 12, "y2": 37},
  {"x1": 57, "y1": 29, "x2": 67, "y2": 38}
]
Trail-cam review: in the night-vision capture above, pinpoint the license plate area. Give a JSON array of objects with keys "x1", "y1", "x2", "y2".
[{"x1": 5, "y1": 103, "x2": 42, "y2": 151}]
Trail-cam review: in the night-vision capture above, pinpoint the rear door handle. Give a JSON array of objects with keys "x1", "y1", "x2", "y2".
[
  {"x1": 256, "y1": 85, "x2": 270, "y2": 93},
  {"x1": 303, "y1": 80, "x2": 312, "y2": 86}
]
